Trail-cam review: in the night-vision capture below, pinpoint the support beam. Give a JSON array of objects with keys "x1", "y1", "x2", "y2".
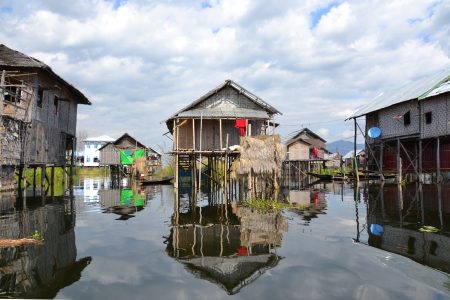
[
  {"x1": 419, "y1": 139, "x2": 423, "y2": 183},
  {"x1": 397, "y1": 138, "x2": 402, "y2": 184},
  {"x1": 437, "y1": 137, "x2": 441, "y2": 183}
]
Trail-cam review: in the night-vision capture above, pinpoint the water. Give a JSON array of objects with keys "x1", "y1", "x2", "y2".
[{"x1": 1, "y1": 178, "x2": 450, "y2": 299}]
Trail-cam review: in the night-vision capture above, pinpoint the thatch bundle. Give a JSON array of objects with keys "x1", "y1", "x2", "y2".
[
  {"x1": 133, "y1": 157, "x2": 147, "y2": 175},
  {"x1": 231, "y1": 135, "x2": 286, "y2": 178}
]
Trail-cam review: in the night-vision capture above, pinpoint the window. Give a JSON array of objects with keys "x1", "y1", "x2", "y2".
[
  {"x1": 37, "y1": 86, "x2": 43, "y2": 108},
  {"x1": 425, "y1": 112, "x2": 432, "y2": 124},
  {"x1": 54, "y1": 95, "x2": 59, "y2": 115},
  {"x1": 87, "y1": 143, "x2": 90, "y2": 149},
  {"x1": 4, "y1": 86, "x2": 20, "y2": 103},
  {"x1": 94, "y1": 144, "x2": 98, "y2": 149},
  {"x1": 86, "y1": 157, "x2": 90, "y2": 162},
  {"x1": 403, "y1": 111, "x2": 411, "y2": 126},
  {"x1": 94, "y1": 157, "x2": 99, "y2": 163}
]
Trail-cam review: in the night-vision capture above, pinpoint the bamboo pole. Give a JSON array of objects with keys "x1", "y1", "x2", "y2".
[
  {"x1": 397, "y1": 138, "x2": 402, "y2": 184},
  {"x1": 219, "y1": 119, "x2": 223, "y2": 150},
  {"x1": 174, "y1": 119, "x2": 178, "y2": 189},
  {"x1": 192, "y1": 119, "x2": 195, "y2": 150},
  {"x1": 198, "y1": 115, "x2": 203, "y2": 192}
]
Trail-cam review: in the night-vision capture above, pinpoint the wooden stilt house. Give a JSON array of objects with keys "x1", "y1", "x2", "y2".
[
  {"x1": 348, "y1": 68, "x2": 450, "y2": 182},
  {"x1": 164, "y1": 79, "x2": 282, "y2": 192},
  {"x1": 98, "y1": 133, "x2": 161, "y2": 177},
  {"x1": 0, "y1": 44, "x2": 91, "y2": 191}
]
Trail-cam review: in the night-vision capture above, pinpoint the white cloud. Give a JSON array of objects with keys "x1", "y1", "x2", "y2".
[{"x1": 0, "y1": 0, "x2": 449, "y2": 147}]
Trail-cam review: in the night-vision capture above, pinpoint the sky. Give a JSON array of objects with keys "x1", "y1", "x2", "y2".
[{"x1": 0, "y1": 0, "x2": 449, "y2": 151}]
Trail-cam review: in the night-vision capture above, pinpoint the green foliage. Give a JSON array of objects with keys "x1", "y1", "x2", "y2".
[
  {"x1": 32, "y1": 230, "x2": 43, "y2": 241},
  {"x1": 154, "y1": 157, "x2": 175, "y2": 177},
  {"x1": 243, "y1": 198, "x2": 295, "y2": 211}
]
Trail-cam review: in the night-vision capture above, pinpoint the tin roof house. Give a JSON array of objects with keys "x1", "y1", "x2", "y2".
[{"x1": 348, "y1": 68, "x2": 450, "y2": 182}]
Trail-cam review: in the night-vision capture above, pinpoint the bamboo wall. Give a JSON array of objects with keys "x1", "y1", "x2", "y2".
[{"x1": 176, "y1": 119, "x2": 265, "y2": 151}]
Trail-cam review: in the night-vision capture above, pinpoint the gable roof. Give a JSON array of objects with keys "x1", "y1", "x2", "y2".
[
  {"x1": 349, "y1": 68, "x2": 450, "y2": 119},
  {"x1": 0, "y1": 44, "x2": 91, "y2": 105},
  {"x1": 165, "y1": 79, "x2": 282, "y2": 123},
  {"x1": 285, "y1": 128, "x2": 327, "y2": 145},
  {"x1": 101, "y1": 133, "x2": 161, "y2": 156}
]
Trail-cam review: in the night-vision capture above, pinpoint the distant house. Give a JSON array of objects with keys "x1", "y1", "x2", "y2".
[
  {"x1": 0, "y1": 44, "x2": 91, "y2": 190},
  {"x1": 343, "y1": 149, "x2": 366, "y2": 168},
  {"x1": 98, "y1": 133, "x2": 161, "y2": 176},
  {"x1": 285, "y1": 128, "x2": 327, "y2": 161},
  {"x1": 349, "y1": 68, "x2": 450, "y2": 179},
  {"x1": 83, "y1": 135, "x2": 115, "y2": 167}
]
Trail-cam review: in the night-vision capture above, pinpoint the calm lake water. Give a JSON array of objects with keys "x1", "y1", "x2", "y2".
[{"x1": 1, "y1": 177, "x2": 450, "y2": 299}]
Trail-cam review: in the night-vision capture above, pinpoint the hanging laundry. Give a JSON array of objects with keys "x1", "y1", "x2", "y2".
[{"x1": 235, "y1": 119, "x2": 247, "y2": 136}]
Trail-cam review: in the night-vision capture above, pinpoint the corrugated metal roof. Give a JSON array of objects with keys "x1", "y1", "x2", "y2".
[
  {"x1": 178, "y1": 108, "x2": 269, "y2": 119},
  {"x1": 349, "y1": 68, "x2": 450, "y2": 119},
  {"x1": 422, "y1": 80, "x2": 450, "y2": 99}
]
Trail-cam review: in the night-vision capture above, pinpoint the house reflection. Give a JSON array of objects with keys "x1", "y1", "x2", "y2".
[
  {"x1": 366, "y1": 183, "x2": 450, "y2": 273},
  {"x1": 99, "y1": 184, "x2": 158, "y2": 220},
  {"x1": 0, "y1": 195, "x2": 91, "y2": 298},
  {"x1": 166, "y1": 193, "x2": 288, "y2": 295},
  {"x1": 285, "y1": 188, "x2": 327, "y2": 221}
]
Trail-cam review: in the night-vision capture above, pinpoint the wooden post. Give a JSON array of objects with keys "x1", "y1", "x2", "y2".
[
  {"x1": 174, "y1": 119, "x2": 178, "y2": 189},
  {"x1": 397, "y1": 138, "x2": 402, "y2": 183},
  {"x1": 379, "y1": 142, "x2": 384, "y2": 179},
  {"x1": 50, "y1": 166, "x2": 55, "y2": 197},
  {"x1": 419, "y1": 139, "x2": 423, "y2": 183},
  {"x1": 70, "y1": 137, "x2": 75, "y2": 186},
  {"x1": 437, "y1": 137, "x2": 441, "y2": 183},
  {"x1": 219, "y1": 119, "x2": 223, "y2": 150},
  {"x1": 192, "y1": 119, "x2": 196, "y2": 150},
  {"x1": 353, "y1": 118, "x2": 358, "y2": 182},
  {"x1": 198, "y1": 115, "x2": 203, "y2": 192},
  {"x1": 33, "y1": 167, "x2": 36, "y2": 195},
  {"x1": 41, "y1": 165, "x2": 46, "y2": 194}
]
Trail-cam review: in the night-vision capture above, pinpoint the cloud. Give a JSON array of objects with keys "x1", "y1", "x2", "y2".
[{"x1": 0, "y1": 0, "x2": 449, "y2": 148}]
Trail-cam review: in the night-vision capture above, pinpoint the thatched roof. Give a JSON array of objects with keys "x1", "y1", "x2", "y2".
[
  {"x1": 0, "y1": 44, "x2": 91, "y2": 105},
  {"x1": 231, "y1": 135, "x2": 286, "y2": 177}
]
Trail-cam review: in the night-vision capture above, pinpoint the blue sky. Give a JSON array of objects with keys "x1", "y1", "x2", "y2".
[{"x1": 0, "y1": 0, "x2": 449, "y2": 151}]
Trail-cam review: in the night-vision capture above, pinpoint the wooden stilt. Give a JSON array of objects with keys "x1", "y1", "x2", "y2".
[
  {"x1": 397, "y1": 138, "x2": 402, "y2": 184},
  {"x1": 50, "y1": 166, "x2": 55, "y2": 197},
  {"x1": 419, "y1": 139, "x2": 423, "y2": 183},
  {"x1": 437, "y1": 137, "x2": 441, "y2": 183}
]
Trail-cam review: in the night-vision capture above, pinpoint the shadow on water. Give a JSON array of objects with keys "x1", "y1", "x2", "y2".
[{"x1": 0, "y1": 191, "x2": 91, "y2": 299}]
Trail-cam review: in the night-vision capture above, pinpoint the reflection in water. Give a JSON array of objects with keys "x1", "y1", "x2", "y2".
[
  {"x1": 365, "y1": 183, "x2": 450, "y2": 273},
  {"x1": 166, "y1": 193, "x2": 288, "y2": 295},
  {"x1": 286, "y1": 189, "x2": 327, "y2": 221},
  {"x1": 98, "y1": 183, "x2": 159, "y2": 220},
  {"x1": 0, "y1": 194, "x2": 91, "y2": 298}
]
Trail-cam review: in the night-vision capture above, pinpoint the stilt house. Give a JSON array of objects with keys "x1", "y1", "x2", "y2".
[
  {"x1": 98, "y1": 133, "x2": 161, "y2": 176},
  {"x1": 0, "y1": 44, "x2": 91, "y2": 190},
  {"x1": 349, "y1": 68, "x2": 450, "y2": 181},
  {"x1": 285, "y1": 128, "x2": 327, "y2": 161},
  {"x1": 165, "y1": 79, "x2": 281, "y2": 153}
]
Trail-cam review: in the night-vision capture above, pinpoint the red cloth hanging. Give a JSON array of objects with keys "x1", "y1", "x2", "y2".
[
  {"x1": 235, "y1": 119, "x2": 247, "y2": 137},
  {"x1": 237, "y1": 246, "x2": 248, "y2": 256},
  {"x1": 313, "y1": 146, "x2": 318, "y2": 158}
]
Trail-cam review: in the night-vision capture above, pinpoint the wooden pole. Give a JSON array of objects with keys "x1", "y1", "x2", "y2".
[
  {"x1": 437, "y1": 137, "x2": 441, "y2": 183},
  {"x1": 379, "y1": 141, "x2": 384, "y2": 179},
  {"x1": 192, "y1": 119, "x2": 196, "y2": 150},
  {"x1": 419, "y1": 139, "x2": 423, "y2": 183},
  {"x1": 174, "y1": 119, "x2": 178, "y2": 189},
  {"x1": 219, "y1": 119, "x2": 223, "y2": 150},
  {"x1": 353, "y1": 118, "x2": 358, "y2": 181},
  {"x1": 41, "y1": 165, "x2": 46, "y2": 195},
  {"x1": 397, "y1": 138, "x2": 402, "y2": 184},
  {"x1": 198, "y1": 115, "x2": 203, "y2": 192},
  {"x1": 51, "y1": 166, "x2": 55, "y2": 197}
]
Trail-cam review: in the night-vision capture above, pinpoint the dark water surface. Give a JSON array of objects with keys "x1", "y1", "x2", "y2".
[{"x1": 1, "y1": 178, "x2": 450, "y2": 299}]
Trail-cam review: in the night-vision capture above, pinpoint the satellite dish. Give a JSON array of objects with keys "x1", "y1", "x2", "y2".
[
  {"x1": 370, "y1": 224, "x2": 384, "y2": 236},
  {"x1": 368, "y1": 127, "x2": 381, "y2": 139}
]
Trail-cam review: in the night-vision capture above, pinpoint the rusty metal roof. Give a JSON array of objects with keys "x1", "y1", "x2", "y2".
[{"x1": 349, "y1": 68, "x2": 450, "y2": 119}]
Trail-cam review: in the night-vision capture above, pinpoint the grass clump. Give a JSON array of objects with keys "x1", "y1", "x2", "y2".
[
  {"x1": 243, "y1": 198, "x2": 295, "y2": 211},
  {"x1": 32, "y1": 230, "x2": 43, "y2": 241}
]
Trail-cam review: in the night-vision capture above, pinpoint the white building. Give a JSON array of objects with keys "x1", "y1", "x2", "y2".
[{"x1": 83, "y1": 135, "x2": 115, "y2": 166}]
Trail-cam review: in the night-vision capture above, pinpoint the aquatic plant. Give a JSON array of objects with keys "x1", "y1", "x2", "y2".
[
  {"x1": 243, "y1": 198, "x2": 302, "y2": 211},
  {"x1": 32, "y1": 230, "x2": 43, "y2": 241}
]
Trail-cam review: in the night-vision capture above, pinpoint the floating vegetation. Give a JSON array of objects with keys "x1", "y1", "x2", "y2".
[
  {"x1": 418, "y1": 226, "x2": 439, "y2": 233},
  {"x1": 32, "y1": 230, "x2": 43, "y2": 240},
  {"x1": 243, "y1": 198, "x2": 309, "y2": 212}
]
